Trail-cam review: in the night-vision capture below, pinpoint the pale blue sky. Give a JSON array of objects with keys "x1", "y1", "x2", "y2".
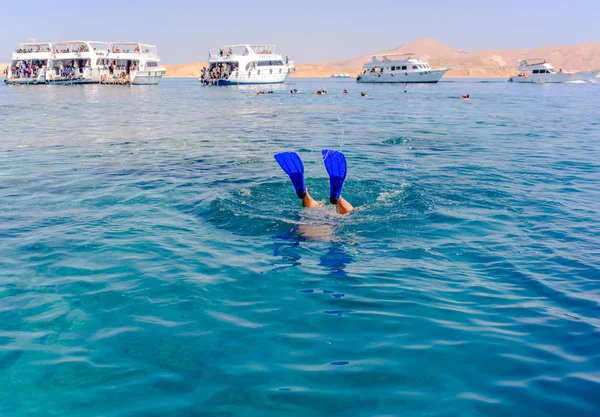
[{"x1": 2, "y1": 0, "x2": 599, "y2": 63}]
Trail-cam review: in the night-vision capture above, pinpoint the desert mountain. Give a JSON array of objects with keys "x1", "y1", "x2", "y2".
[{"x1": 324, "y1": 38, "x2": 600, "y2": 77}]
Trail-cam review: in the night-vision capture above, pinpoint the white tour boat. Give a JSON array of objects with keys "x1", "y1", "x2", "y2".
[
  {"x1": 105, "y1": 42, "x2": 166, "y2": 85},
  {"x1": 508, "y1": 59, "x2": 599, "y2": 83},
  {"x1": 200, "y1": 44, "x2": 295, "y2": 85},
  {"x1": 4, "y1": 42, "x2": 53, "y2": 85},
  {"x1": 45, "y1": 41, "x2": 111, "y2": 84},
  {"x1": 356, "y1": 53, "x2": 449, "y2": 84}
]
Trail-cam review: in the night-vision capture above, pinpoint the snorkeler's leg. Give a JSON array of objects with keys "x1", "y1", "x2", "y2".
[
  {"x1": 302, "y1": 189, "x2": 320, "y2": 209},
  {"x1": 336, "y1": 196, "x2": 353, "y2": 214}
]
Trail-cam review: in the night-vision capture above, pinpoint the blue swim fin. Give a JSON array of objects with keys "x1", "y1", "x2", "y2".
[
  {"x1": 274, "y1": 152, "x2": 306, "y2": 199},
  {"x1": 322, "y1": 149, "x2": 347, "y2": 204}
]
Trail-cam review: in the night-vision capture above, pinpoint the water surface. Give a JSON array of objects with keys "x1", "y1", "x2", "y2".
[{"x1": 1, "y1": 78, "x2": 599, "y2": 416}]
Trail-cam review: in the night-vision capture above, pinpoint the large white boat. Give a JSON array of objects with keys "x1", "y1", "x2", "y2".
[
  {"x1": 200, "y1": 44, "x2": 295, "y2": 85},
  {"x1": 4, "y1": 40, "x2": 165, "y2": 86},
  {"x1": 356, "y1": 53, "x2": 450, "y2": 84},
  {"x1": 4, "y1": 40, "x2": 110, "y2": 85},
  {"x1": 4, "y1": 42, "x2": 53, "y2": 85},
  {"x1": 106, "y1": 42, "x2": 166, "y2": 85},
  {"x1": 47, "y1": 41, "x2": 110, "y2": 84},
  {"x1": 508, "y1": 59, "x2": 599, "y2": 83}
]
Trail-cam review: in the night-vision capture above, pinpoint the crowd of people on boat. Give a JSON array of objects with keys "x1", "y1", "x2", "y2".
[
  {"x1": 200, "y1": 63, "x2": 239, "y2": 85},
  {"x1": 5, "y1": 60, "x2": 46, "y2": 79},
  {"x1": 101, "y1": 71, "x2": 132, "y2": 85}
]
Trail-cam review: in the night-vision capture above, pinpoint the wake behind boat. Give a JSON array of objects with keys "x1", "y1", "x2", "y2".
[
  {"x1": 199, "y1": 44, "x2": 295, "y2": 86},
  {"x1": 508, "y1": 59, "x2": 599, "y2": 83},
  {"x1": 356, "y1": 53, "x2": 449, "y2": 84}
]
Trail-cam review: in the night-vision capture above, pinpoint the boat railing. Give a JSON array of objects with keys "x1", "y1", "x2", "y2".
[{"x1": 14, "y1": 48, "x2": 52, "y2": 54}]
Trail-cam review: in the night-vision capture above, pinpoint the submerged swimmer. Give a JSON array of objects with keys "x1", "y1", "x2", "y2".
[
  {"x1": 461, "y1": 94, "x2": 470, "y2": 100},
  {"x1": 274, "y1": 150, "x2": 354, "y2": 215}
]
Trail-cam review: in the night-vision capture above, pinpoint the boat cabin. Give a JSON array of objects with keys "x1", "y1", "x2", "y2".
[
  {"x1": 106, "y1": 42, "x2": 162, "y2": 73},
  {"x1": 7, "y1": 42, "x2": 52, "y2": 82},
  {"x1": 362, "y1": 54, "x2": 432, "y2": 74},
  {"x1": 516, "y1": 59, "x2": 560, "y2": 76}
]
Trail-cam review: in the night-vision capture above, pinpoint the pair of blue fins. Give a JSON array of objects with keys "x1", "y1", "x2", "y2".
[{"x1": 274, "y1": 149, "x2": 346, "y2": 204}]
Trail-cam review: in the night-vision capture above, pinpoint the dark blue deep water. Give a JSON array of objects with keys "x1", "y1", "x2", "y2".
[{"x1": 1, "y1": 78, "x2": 599, "y2": 416}]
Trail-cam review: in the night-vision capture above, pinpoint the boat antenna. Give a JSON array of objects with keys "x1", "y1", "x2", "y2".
[{"x1": 29, "y1": 37, "x2": 36, "y2": 43}]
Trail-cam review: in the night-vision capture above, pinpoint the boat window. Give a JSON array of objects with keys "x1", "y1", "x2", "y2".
[
  {"x1": 402, "y1": 66, "x2": 407, "y2": 70},
  {"x1": 391, "y1": 66, "x2": 395, "y2": 71},
  {"x1": 146, "y1": 61, "x2": 158, "y2": 67},
  {"x1": 256, "y1": 60, "x2": 284, "y2": 66},
  {"x1": 548, "y1": 69, "x2": 555, "y2": 74},
  {"x1": 412, "y1": 66, "x2": 419, "y2": 69},
  {"x1": 532, "y1": 69, "x2": 540, "y2": 74}
]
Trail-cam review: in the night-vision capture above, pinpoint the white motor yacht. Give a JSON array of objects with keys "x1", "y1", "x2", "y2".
[
  {"x1": 357, "y1": 53, "x2": 449, "y2": 84},
  {"x1": 105, "y1": 42, "x2": 166, "y2": 85},
  {"x1": 508, "y1": 59, "x2": 599, "y2": 83},
  {"x1": 200, "y1": 44, "x2": 295, "y2": 85}
]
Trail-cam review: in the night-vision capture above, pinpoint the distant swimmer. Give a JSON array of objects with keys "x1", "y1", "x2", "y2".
[
  {"x1": 313, "y1": 89, "x2": 327, "y2": 95},
  {"x1": 361, "y1": 92, "x2": 367, "y2": 97},
  {"x1": 274, "y1": 150, "x2": 354, "y2": 215},
  {"x1": 343, "y1": 89, "x2": 348, "y2": 95},
  {"x1": 290, "y1": 89, "x2": 299, "y2": 94},
  {"x1": 461, "y1": 94, "x2": 470, "y2": 100}
]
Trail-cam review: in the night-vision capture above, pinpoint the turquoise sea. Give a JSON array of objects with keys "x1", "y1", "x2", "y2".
[{"x1": 1, "y1": 78, "x2": 599, "y2": 416}]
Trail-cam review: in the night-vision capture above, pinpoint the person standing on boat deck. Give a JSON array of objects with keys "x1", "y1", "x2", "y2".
[{"x1": 286, "y1": 56, "x2": 289, "y2": 64}]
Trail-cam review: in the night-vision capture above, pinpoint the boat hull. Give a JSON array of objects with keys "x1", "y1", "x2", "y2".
[
  {"x1": 4, "y1": 77, "x2": 45, "y2": 85},
  {"x1": 132, "y1": 71, "x2": 164, "y2": 85},
  {"x1": 204, "y1": 71, "x2": 290, "y2": 86},
  {"x1": 357, "y1": 69, "x2": 449, "y2": 84},
  {"x1": 509, "y1": 71, "x2": 599, "y2": 83}
]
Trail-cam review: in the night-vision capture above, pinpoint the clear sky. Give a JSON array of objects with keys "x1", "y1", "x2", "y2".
[{"x1": 2, "y1": 0, "x2": 599, "y2": 64}]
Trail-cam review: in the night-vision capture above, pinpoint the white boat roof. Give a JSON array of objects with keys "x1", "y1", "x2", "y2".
[
  {"x1": 518, "y1": 58, "x2": 547, "y2": 66},
  {"x1": 364, "y1": 54, "x2": 427, "y2": 68},
  {"x1": 381, "y1": 53, "x2": 416, "y2": 60},
  {"x1": 517, "y1": 58, "x2": 554, "y2": 70},
  {"x1": 19, "y1": 42, "x2": 52, "y2": 47},
  {"x1": 209, "y1": 44, "x2": 284, "y2": 62},
  {"x1": 109, "y1": 42, "x2": 157, "y2": 48},
  {"x1": 223, "y1": 44, "x2": 275, "y2": 51},
  {"x1": 53, "y1": 40, "x2": 107, "y2": 45}
]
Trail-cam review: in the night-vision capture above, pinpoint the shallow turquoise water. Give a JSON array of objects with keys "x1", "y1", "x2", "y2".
[{"x1": 1, "y1": 78, "x2": 599, "y2": 416}]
